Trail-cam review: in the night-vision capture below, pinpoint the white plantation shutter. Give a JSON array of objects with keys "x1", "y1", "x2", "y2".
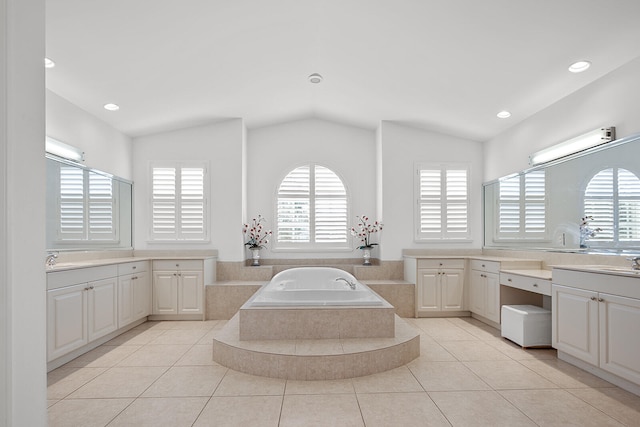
[
  {"x1": 584, "y1": 168, "x2": 640, "y2": 244},
  {"x1": 277, "y1": 164, "x2": 348, "y2": 246},
  {"x1": 88, "y1": 171, "x2": 116, "y2": 240},
  {"x1": 416, "y1": 164, "x2": 470, "y2": 240},
  {"x1": 180, "y1": 168, "x2": 205, "y2": 238},
  {"x1": 150, "y1": 163, "x2": 208, "y2": 241},
  {"x1": 618, "y1": 169, "x2": 640, "y2": 241},
  {"x1": 58, "y1": 165, "x2": 118, "y2": 242},
  {"x1": 496, "y1": 170, "x2": 546, "y2": 240},
  {"x1": 59, "y1": 166, "x2": 85, "y2": 239},
  {"x1": 277, "y1": 166, "x2": 311, "y2": 242},
  {"x1": 152, "y1": 167, "x2": 177, "y2": 238}
]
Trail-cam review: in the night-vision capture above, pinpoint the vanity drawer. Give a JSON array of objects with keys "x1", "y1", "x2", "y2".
[
  {"x1": 152, "y1": 259, "x2": 203, "y2": 271},
  {"x1": 47, "y1": 265, "x2": 119, "y2": 290},
  {"x1": 501, "y1": 272, "x2": 551, "y2": 296},
  {"x1": 417, "y1": 258, "x2": 465, "y2": 270},
  {"x1": 470, "y1": 260, "x2": 500, "y2": 274},
  {"x1": 117, "y1": 261, "x2": 149, "y2": 275}
]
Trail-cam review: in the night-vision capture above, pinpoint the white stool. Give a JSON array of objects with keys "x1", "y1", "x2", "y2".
[{"x1": 501, "y1": 305, "x2": 551, "y2": 348}]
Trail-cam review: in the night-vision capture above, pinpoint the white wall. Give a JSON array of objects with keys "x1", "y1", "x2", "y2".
[
  {"x1": 379, "y1": 121, "x2": 484, "y2": 260},
  {"x1": 133, "y1": 120, "x2": 245, "y2": 261},
  {"x1": 46, "y1": 90, "x2": 133, "y2": 180},
  {"x1": 1, "y1": 0, "x2": 47, "y2": 425},
  {"x1": 246, "y1": 118, "x2": 377, "y2": 259},
  {"x1": 484, "y1": 56, "x2": 640, "y2": 182}
]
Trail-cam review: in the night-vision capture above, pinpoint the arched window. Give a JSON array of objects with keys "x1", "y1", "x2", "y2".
[
  {"x1": 584, "y1": 167, "x2": 640, "y2": 245},
  {"x1": 276, "y1": 164, "x2": 348, "y2": 248}
]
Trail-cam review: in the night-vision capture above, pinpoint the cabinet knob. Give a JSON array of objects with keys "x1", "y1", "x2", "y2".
[
  {"x1": 482, "y1": 264, "x2": 485, "y2": 268},
  {"x1": 439, "y1": 263, "x2": 443, "y2": 266},
  {"x1": 132, "y1": 276, "x2": 137, "y2": 280},
  {"x1": 173, "y1": 273, "x2": 177, "y2": 277},
  {"x1": 533, "y1": 283, "x2": 538, "y2": 287},
  {"x1": 591, "y1": 296, "x2": 597, "y2": 301},
  {"x1": 176, "y1": 263, "x2": 180, "y2": 267},
  {"x1": 132, "y1": 266, "x2": 136, "y2": 270},
  {"x1": 507, "y1": 278, "x2": 512, "y2": 282},
  {"x1": 598, "y1": 298, "x2": 605, "y2": 302}
]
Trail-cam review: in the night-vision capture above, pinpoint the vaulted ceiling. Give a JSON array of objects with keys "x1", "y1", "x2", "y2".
[{"x1": 46, "y1": 0, "x2": 640, "y2": 141}]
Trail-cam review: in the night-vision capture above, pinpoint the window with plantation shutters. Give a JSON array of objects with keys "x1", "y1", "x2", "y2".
[
  {"x1": 276, "y1": 164, "x2": 348, "y2": 248},
  {"x1": 496, "y1": 170, "x2": 547, "y2": 240},
  {"x1": 58, "y1": 166, "x2": 118, "y2": 241},
  {"x1": 415, "y1": 164, "x2": 470, "y2": 241},
  {"x1": 584, "y1": 167, "x2": 640, "y2": 245},
  {"x1": 150, "y1": 163, "x2": 208, "y2": 241}
]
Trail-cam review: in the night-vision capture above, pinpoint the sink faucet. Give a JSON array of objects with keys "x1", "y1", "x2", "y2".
[
  {"x1": 45, "y1": 252, "x2": 58, "y2": 268},
  {"x1": 629, "y1": 257, "x2": 640, "y2": 271},
  {"x1": 335, "y1": 277, "x2": 357, "y2": 290}
]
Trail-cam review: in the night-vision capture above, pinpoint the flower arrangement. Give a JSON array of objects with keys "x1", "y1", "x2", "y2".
[
  {"x1": 242, "y1": 215, "x2": 272, "y2": 249},
  {"x1": 579, "y1": 215, "x2": 601, "y2": 248},
  {"x1": 351, "y1": 215, "x2": 383, "y2": 249}
]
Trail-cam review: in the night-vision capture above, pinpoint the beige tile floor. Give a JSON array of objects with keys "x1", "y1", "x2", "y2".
[{"x1": 47, "y1": 317, "x2": 640, "y2": 426}]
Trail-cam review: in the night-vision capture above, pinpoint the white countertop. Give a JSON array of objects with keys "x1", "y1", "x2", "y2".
[{"x1": 47, "y1": 255, "x2": 217, "y2": 272}]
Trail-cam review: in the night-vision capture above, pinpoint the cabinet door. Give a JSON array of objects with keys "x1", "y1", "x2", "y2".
[
  {"x1": 552, "y1": 284, "x2": 599, "y2": 365},
  {"x1": 469, "y1": 269, "x2": 486, "y2": 316},
  {"x1": 47, "y1": 284, "x2": 88, "y2": 361},
  {"x1": 484, "y1": 272, "x2": 500, "y2": 323},
  {"x1": 599, "y1": 293, "x2": 640, "y2": 384},
  {"x1": 118, "y1": 274, "x2": 134, "y2": 328},
  {"x1": 88, "y1": 277, "x2": 118, "y2": 342},
  {"x1": 178, "y1": 270, "x2": 203, "y2": 314},
  {"x1": 132, "y1": 271, "x2": 151, "y2": 320},
  {"x1": 441, "y1": 269, "x2": 464, "y2": 311},
  {"x1": 417, "y1": 269, "x2": 440, "y2": 313},
  {"x1": 153, "y1": 271, "x2": 178, "y2": 315}
]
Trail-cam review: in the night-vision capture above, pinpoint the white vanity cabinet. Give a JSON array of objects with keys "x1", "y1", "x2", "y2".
[
  {"x1": 117, "y1": 261, "x2": 151, "y2": 328},
  {"x1": 47, "y1": 265, "x2": 118, "y2": 362},
  {"x1": 415, "y1": 259, "x2": 465, "y2": 316},
  {"x1": 469, "y1": 260, "x2": 500, "y2": 324},
  {"x1": 151, "y1": 259, "x2": 214, "y2": 320},
  {"x1": 553, "y1": 268, "x2": 640, "y2": 389}
]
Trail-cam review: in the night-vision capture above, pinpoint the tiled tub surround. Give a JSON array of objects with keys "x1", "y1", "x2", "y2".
[
  {"x1": 213, "y1": 267, "x2": 420, "y2": 379},
  {"x1": 212, "y1": 314, "x2": 420, "y2": 380}
]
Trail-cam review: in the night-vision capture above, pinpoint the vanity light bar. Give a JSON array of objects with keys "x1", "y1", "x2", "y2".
[
  {"x1": 529, "y1": 127, "x2": 615, "y2": 166},
  {"x1": 45, "y1": 136, "x2": 85, "y2": 163}
]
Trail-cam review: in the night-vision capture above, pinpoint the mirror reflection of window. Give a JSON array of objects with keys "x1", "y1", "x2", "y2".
[
  {"x1": 496, "y1": 170, "x2": 546, "y2": 240},
  {"x1": 583, "y1": 167, "x2": 640, "y2": 245}
]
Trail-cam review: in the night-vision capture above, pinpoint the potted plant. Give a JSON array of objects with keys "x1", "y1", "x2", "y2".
[
  {"x1": 242, "y1": 215, "x2": 272, "y2": 266},
  {"x1": 351, "y1": 215, "x2": 383, "y2": 265}
]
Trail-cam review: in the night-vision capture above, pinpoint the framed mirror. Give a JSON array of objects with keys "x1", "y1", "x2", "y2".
[
  {"x1": 46, "y1": 155, "x2": 133, "y2": 251},
  {"x1": 483, "y1": 132, "x2": 640, "y2": 253}
]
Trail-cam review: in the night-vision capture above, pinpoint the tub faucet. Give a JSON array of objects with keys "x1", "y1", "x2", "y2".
[
  {"x1": 45, "y1": 252, "x2": 58, "y2": 268},
  {"x1": 335, "y1": 277, "x2": 356, "y2": 290},
  {"x1": 629, "y1": 257, "x2": 640, "y2": 270}
]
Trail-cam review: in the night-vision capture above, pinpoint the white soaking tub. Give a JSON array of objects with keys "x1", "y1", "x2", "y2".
[{"x1": 248, "y1": 267, "x2": 385, "y2": 307}]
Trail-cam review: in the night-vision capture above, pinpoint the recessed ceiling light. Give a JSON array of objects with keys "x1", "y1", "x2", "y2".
[
  {"x1": 308, "y1": 73, "x2": 323, "y2": 84},
  {"x1": 568, "y1": 60, "x2": 591, "y2": 73},
  {"x1": 497, "y1": 110, "x2": 511, "y2": 119},
  {"x1": 44, "y1": 57, "x2": 55, "y2": 68},
  {"x1": 103, "y1": 103, "x2": 120, "y2": 111}
]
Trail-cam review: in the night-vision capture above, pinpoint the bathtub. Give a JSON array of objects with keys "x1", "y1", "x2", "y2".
[
  {"x1": 239, "y1": 267, "x2": 395, "y2": 340},
  {"x1": 248, "y1": 267, "x2": 385, "y2": 307}
]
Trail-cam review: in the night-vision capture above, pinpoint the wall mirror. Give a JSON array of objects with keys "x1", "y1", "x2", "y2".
[
  {"x1": 483, "y1": 132, "x2": 640, "y2": 253},
  {"x1": 46, "y1": 155, "x2": 133, "y2": 251}
]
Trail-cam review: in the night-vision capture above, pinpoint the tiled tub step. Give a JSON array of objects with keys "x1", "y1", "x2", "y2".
[{"x1": 212, "y1": 314, "x2": 420, "y2": 380}]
